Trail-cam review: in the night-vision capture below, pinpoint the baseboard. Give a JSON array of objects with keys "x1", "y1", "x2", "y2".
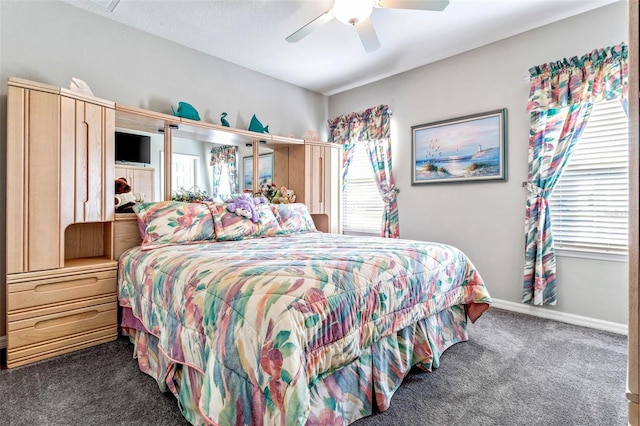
[
  {"x1": 491, "y1": 298, "x2": 628, "y2": 335},
  {"x1": 0, "y1": 335, "x2": 5, "y2": 349}
]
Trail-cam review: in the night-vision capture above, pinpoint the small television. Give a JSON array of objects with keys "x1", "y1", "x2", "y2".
[{"x1": 115, "y1": 131, "x2": 151, "y2": 164}]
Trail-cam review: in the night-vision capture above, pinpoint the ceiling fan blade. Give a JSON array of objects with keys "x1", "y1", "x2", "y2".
[
  {"x1": 286, "y1": 9, "x2": 334, "y2": 43},
  {"x1": 355, "y1": 19, "x2": 381, "y2": 53},
  {"x1": 377, "y1": 0, "x2": 449, "y2": 11}
]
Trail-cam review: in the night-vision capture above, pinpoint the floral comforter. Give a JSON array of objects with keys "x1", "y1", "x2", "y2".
[{"x1": 118, "y1": 233, "x2": 491, "y2": 425}]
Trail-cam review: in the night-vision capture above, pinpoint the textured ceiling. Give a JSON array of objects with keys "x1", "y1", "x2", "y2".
[{"x1": 64, "y1": 0, "x2": 619, "y2": 96}]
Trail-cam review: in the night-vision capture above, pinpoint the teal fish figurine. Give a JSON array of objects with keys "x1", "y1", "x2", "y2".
[
  {"x1": 220, "y1": 112, "x2": 230, "y2": 127},
  {"x1": 248, "y1": 114, "x2": 269, "y2": 133},
  {"x1": 172, "y1": 102, "x2": 200, "y2": 121}
]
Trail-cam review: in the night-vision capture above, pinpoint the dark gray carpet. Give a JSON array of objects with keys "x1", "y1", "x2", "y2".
[{"x1": 0, "y1": 308, "x2": 628, "y2": 426}]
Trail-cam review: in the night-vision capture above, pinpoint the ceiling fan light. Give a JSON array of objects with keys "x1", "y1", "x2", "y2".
[{"x1": 333, "y1": 0, "x2": 374, "y2": 26}]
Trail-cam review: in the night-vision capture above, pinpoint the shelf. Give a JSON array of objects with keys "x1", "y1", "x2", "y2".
[
  {"x1": 115, "y1": 102, "x2": 315, "y2": 148},
  {"x1": 176, "y1": 118, "x2": 272, "y2": 146},
  {"x1": 115, "y1": 104, "x2": 178, "y2": 134},
  {"x1": 64, "y1": 257, "x2": 117, "y2": 269}
]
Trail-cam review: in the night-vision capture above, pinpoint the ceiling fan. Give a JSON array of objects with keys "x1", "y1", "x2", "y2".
[{"x1": 286, "y1": 0, "x2": 449, "y2": 53}]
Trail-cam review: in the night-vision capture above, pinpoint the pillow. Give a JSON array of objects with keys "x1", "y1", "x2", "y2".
[
  {"x1": 213, "y1": 202, "x2": 284, "y2": 241},
  {"x1": 133, "y1": 201, "x2": 216, "y2": 250},
  {"x1": 271, "y1": 203, "x2": 317, "y2": 234}
]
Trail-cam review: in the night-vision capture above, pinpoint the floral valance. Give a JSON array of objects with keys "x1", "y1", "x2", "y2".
[
  {"x1": 210, "y1": 145, "x2": 237, "y2": 166},
  {"x1": 527, "y1": 43, "x2": 628, "y2": 113},
  {"x1": 328, "y1": 105, "x2": 391, "y2": 144}
]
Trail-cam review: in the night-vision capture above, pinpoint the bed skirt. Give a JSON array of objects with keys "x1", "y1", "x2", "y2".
[{"x1": 121, "y1": 304, "x2": 470, "y2": 426}]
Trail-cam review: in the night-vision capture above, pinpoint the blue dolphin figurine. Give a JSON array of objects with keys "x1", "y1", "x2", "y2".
[
  {"x1": 172, "y1": 102, "x2": 200, "y2": 121},
  {"x1": 248, "y1": 114, "x2": 269, "y2": 133}
]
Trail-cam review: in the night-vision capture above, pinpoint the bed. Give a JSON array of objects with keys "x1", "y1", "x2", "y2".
[{"x1": 117, "y1": 200, "x2": 491, "y2": 425}]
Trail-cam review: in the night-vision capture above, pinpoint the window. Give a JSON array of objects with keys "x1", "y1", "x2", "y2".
[
  {"x1": 171, "y1": 153, "x2": 199, "y2": 190},
  {"x1": 549, "y1": 99, "x2": 628, "y2": 259},
  {"x1": 214, "y1": 163, "x2": 232, "y2": 196},
  {"x1": 342, "y1": 143, "x2": 384, "y2": 235},
  {"x1": 159, "y1": 152, "x2": 200, "y2": 196}
]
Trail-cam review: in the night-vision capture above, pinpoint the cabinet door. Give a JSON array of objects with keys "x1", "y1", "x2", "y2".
[
  {"x1": 115, "y1": 165, "x2": 132, "y2": 183},
  {"x1": 6, "y1": 86, "x2": 27, "y2": 273},
  {"x1": 115, "y1": 165, "x2": 155, "y2": 203},
  {"x1": 7, "y1": 87, "x2": 63, "y2": 273},
  {"x1": 306, "y1": 144, "x2": 326, "y2": 214},
  {"x1": 63, "y1": 98, "x2": 115, "y2": 224},
  {"x1": 131, "y1": 167, "x2": 155, "y2": 202},
  {"x1": 326, "y1": 144, "x2": 342, "y2": 234},
  {"x1": 309, "y1": 144, "x2": 342, "y2": 233}
]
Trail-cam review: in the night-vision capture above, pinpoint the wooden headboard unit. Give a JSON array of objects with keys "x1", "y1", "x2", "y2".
[{"x1": 114, "y1": 214, "x2": 142, "y2": 260}]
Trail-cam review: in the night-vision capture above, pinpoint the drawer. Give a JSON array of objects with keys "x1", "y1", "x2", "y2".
[
  {"x1": 7, "y1": 326, "x2": 117, "y2": 368},
  {"x1": 7, "y1": 269, "x2": 117, "y2": 313},
  {"x1": 7, "y1": 299, "x2": 117, "y2": 351}
]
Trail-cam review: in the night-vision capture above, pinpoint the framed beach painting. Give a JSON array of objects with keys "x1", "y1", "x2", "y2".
[
  {"x1": 411, "y1": 109, "x2": 507, "y2": 184},
  {"x1": 243, "y1": 153, "x2": 273, "y2": 192}
]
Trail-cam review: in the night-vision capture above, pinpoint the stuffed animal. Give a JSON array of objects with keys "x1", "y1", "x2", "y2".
[
  {"x1": 226, "y1": 194, "x2": 262, "y2": 223},
  {"x1": 253, "y1": 195, "x2": 268, "y2": 205},
  {"x1": 115, "y1": 177, "x2": 145, "y2": 213},
  {"x1": 272, "y1": 186, "x2": 296, "y2": 204}
]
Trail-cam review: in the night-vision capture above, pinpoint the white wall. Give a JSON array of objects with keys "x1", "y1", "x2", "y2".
[{"x1": 328, "y1": 1, "x2": 628, "y2": 325}]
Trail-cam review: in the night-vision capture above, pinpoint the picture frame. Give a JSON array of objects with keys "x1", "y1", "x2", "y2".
[
  {"x1": 243, "y1": 153, "x2": 274, "y2": 192},
  {"x1": 411, "y1": 109, "x2": 507, "y2": 185}
]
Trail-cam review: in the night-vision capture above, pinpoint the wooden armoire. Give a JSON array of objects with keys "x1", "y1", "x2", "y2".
[{"x1": 5, "y1": 78, "x2": 118, "y2": 368}]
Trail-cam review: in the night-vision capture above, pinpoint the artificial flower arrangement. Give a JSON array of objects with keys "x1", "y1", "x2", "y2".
[
  {"x1": 172, "y1": 186, "x2": 210, "y2": 202},
  {"x1": 256, "y1": 182, "x2": 279, "y2": 201}
]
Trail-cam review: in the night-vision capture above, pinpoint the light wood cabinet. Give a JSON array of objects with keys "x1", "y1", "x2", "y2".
[
  {"x1": 5, "y1": 78, "x2": 118, "y2": 368},
  {"x1": 115, "y1": 164, "x2": 156, "y2": 203},
  {"x1": 275, "y1": 141, "x2": 342, "y2": 233},
  {"x1": 6, "y1": 78, "x2": 116, "y2": 274}
]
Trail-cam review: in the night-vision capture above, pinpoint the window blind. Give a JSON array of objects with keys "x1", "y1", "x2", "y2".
[
  {"x1": 342, "y1": 143, "x2": 385, "y2": 235},
  {"x1": 549, "y1": 99, "x2": 629, "y2": 258}
]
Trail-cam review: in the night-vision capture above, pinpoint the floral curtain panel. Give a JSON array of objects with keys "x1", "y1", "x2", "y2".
[
  {"x1": 210, "y1": 145, "x2": 238, "y2": 196},
  {"x1": 366, "y1": 139, "x2": 400, "y2": 238},
  {"x1": 328, "y1": 105, "x2": 399, "y2": 238},
  {"x1": 522, "y1": 43, "x2": 628, "y2": 306}
]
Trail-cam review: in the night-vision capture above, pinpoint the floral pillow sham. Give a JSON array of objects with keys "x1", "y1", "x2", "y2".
[
  {"x1": 271, "y1": 203, "x2": 317, "y2": 234},
  {"x1": 133, "y1": 201, "x2": 216, "y2": 250}
]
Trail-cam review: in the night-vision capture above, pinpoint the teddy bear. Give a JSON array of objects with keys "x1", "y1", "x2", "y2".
[
  {"x1": 115, "y1": 177, "x2": 145, "y2": 213},
  {"x1": 272, "y1": 186, "x2": 296, "y2": 204},
  {"x1": 225, "y1": 194, "x2": 265, "y2": 223}
]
